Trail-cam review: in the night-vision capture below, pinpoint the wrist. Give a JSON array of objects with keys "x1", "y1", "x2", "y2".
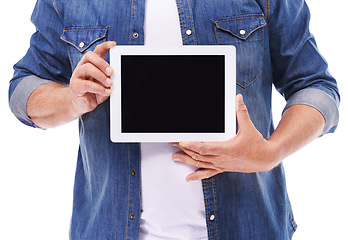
[
  {"x1": 64, "y1": 87, "x2": 82, "y2": 120},
  {"x1": 266, "y1": 139, "x2": 283, "y2": 169}
]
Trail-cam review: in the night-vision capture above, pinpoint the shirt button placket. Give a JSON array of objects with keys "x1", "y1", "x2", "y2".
[{"x1": 177, "y1": 0, "x2": 196, "y2": 45}]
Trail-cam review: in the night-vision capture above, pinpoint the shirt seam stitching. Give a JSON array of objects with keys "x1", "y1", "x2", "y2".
[
  {"x1": 129, "y1": 0, "x2": 134, "y2": 44},
  {"x1": 202, "y1": 180, "x2": 211, "y2": 239},
  {"x1": 266, "y1": 0, "x2": 271, "y2": 22},
  {"x1": 125, "y1": 145, "x2": 131, "y2": 239},
  {"x1": 176, "y1": 0, "x2": 187, "y2": 45},
  {"x1": 212, "y1": 178, "x2": 218, "y2": 239},
  {"x1": 52, "y1": 0, "x2": 61, "y2": 18},
  {"x1": 186, "y1": 0, "x2": 196, "y2": 45}
]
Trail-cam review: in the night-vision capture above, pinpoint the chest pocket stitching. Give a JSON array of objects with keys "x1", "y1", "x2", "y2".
[
  {"x1": 60, "y1": 27, "x2": 109, "y2": 53},
  {"x1": 60, "y1": 27, "x2": 108, "y2": 71},
  {"x1": 212, "y1": 15, "x2": 266, "y2": 88},
  {"x1": 212, "y1": 16, "x2": 266, "y2": 41}
]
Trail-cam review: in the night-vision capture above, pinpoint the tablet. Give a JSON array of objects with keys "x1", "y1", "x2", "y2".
[{"x1": 110, "y1": 46, "x2": 236, "y2": 142}]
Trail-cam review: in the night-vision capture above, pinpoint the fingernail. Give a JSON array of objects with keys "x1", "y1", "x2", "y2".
[
  {"x1": 173, "y1": 157, "x2": 181, "y2": 162},
  {"x1": 238, "y1": 94, "x2": 244, "y2": 104},
  {"x1": 106, "y1": 67, "x2": 113, "y2": 76},
  {"x1": 106, "y1": 78, "x2": 113, "y2": 86},
  {"x1": 105, "y1": 89, "x2": 111, "y2": 95},
  {"x1": 186, "y1": 176, "x2": 193, "y2": 182},
  {"x1": 179, "y1": 142, "x2": 190, "y2": 148},
  {"x1": 171, "y1": 143, "x2": 179, "y2": 148}
]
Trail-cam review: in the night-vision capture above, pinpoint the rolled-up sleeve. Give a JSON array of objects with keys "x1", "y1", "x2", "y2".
[
  {"x1": 283, "y1": 88, "x2": 339, "y2": 134},
  {"x1": 8, "y1": 0, "x2": 71, "y2": 128},
  {"x1": 9, "y1": 76, "x2": 55, "y2": 128},
  {"x1": 269, "y1": 0, "x2": 340, "y2": 135}
]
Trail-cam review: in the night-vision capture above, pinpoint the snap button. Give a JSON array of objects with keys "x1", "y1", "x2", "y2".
[
  {"x1": 79, "y1": 42, "x2": 85, "y2": 48},
  {"x1": 131, "y1": 171, "x2": 136, "y2": 176},
  {"x1": 185, "y1": 29, "x2": 192, "y2": 36},
  {"x1": 133, "y1": 32, "x2": 139, "y2": 38},
  {"x1": 130, "y1": 214, "x2": 135, "y2": 219},
  {"x1": 239, "y1": 29, "x2": 246, "y2": 36},
  {"x1": 209, "y1": 214, "x2": 215, "y2": 221}
]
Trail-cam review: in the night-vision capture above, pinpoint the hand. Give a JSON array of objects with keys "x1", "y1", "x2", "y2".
[
  {"x1": 172, "y1": 94, "x2": 279, "y2": 182},
  {"x1": 69, "y1": 41, "x2": 116, "y2": 117}
]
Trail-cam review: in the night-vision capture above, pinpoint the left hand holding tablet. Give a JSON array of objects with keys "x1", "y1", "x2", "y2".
[{"x1": 172, "y1": 94, "x2": 278, "y2": 182}]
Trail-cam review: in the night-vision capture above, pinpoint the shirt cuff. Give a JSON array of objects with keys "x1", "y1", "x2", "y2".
[
  {"x1": 283, "y1": 88, "x2": 339, "y2": 135},
  {"x1": 9, "y1": 75, "x2": 55, "y2": 128}
]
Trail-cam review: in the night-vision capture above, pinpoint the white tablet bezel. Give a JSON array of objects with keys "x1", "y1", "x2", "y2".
[{"x1": 110, "y1": 45, "x2": 236, "y2": 142}]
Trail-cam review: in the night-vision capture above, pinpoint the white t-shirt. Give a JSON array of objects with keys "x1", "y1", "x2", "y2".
[{"x1": 139, "y1": 0, "x2": 208, "y2": 239}]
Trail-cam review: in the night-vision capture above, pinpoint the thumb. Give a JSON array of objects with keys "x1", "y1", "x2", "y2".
[
  {"x1": 94, "y1": 41, "x2": 117, "y2": 59},
  {"x1": 235, "y1": 94, "x2": 252, "y2": 132}
]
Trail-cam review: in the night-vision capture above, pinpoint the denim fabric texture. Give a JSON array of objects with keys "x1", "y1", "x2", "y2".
[{"x1": 9, "y1": 0, "x2": 340, "y2": 239}]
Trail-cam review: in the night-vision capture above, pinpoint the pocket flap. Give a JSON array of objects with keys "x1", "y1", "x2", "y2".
[
  {"x1": 212, "y1": 15, "x2": 266, "y2": 40},
  {"x1": 61, "y1": 27, "x2": 108, "y2": 53}
]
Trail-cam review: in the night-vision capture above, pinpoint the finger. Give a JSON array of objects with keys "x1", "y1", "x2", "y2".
[
  {"x1": 178, "y1": 141, "x2": 222, "y2": 156},
  {"x1": 186, "y1": 169, "x2": 222, "y2": 182},
  {"x1": 72, "y1": 79, "x2": 111, "y2": 97},
  {"x1": 172, "y1": 153, "x2": 215, "y2": 169},
  {"x1": 94, "y1": 41, "x2": 117, "y2": 59},
  {"x1": 174, "y1": 144, "x2": 216, "y2": 163},
  {"x1": 79, "y1": 51, "x2": 114, "y2": 78},
  {"x1": 235, "y1": 94, "x2": 253, "y2": 132},
  {"x1": 79, "y1": 62, "x2": 113, "y2": 88}
]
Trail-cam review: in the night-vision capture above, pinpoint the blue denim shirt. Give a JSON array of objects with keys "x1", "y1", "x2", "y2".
[{"x1": 9, "y1": 0, "x2": 339, "y2": 239}]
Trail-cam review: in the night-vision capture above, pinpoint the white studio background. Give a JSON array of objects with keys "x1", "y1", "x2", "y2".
[{"x1": 0, "y1": 1, "x2": 346, "y2": 240}]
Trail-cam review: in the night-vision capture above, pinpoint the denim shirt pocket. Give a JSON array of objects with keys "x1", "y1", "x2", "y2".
[
  {"x1": 60, "y1": 26, "x2": 108, "y2": 70},
  {"x1": 212, "y1": 15, "x2": 266, "y2": 88}
]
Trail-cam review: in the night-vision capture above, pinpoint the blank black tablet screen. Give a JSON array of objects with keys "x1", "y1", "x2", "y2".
[{"x1": 121, "y1": 55, "x2": 225, "y2": 133}]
